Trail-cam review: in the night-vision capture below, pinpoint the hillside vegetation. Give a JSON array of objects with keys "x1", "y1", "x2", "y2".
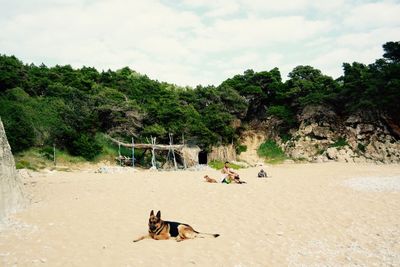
[{"x1": 1, "y1": 41, "x2": 399, "y2": 164}]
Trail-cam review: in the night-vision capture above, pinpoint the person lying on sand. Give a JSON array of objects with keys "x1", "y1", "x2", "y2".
[
  {"x1": 203, "y1": 175, "x2": 217, "y2": 183},
  {"x1": 221, "y1": 162, "x2": 246, "y2": 184}
]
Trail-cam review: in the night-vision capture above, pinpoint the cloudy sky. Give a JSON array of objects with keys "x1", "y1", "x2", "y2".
[{"x1": 1, "y1": 0, "x2": 399, "y2": 86}]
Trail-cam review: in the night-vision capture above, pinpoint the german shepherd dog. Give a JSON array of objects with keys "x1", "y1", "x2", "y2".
[
  {"x1": 133, "y1": 210, "x2": 220, "y2": 242},
  {"x1": 203, "y1": 175, "x2": 217, "y2": 183}
]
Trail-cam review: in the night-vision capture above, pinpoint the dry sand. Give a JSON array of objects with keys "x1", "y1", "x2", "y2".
[{"x1": 1, "y1": 163, "x2": 400, "y2": 266}]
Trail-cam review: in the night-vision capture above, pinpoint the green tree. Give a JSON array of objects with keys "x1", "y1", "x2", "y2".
[
  {"x1": 383, "y1": 41, "x2": 400, "y2": 63},
  {"x1": 284, "y1": 65, "x2": 339, "y2": 108},
  {"x1": 0, "y1": 55, "x2": 26, "y2": 92}
]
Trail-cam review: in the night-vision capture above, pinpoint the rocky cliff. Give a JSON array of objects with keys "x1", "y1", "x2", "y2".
[
  {"x1": 284, "y1": 106, "x2": 400, "y2": 163},
  {"x1": 0, "y1": 118, "x2": 24, "y2": 223},
  {"x1": 255, "y1": 105, "x2": 400, "y2": 163}
]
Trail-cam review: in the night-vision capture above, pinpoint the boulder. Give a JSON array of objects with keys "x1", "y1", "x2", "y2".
[
  {"x1": 0, "y1": 118, "x2": 25, "y2": 223},
  {"x1": 326, "y1": 146, "x2": 355, "y2": 162}
]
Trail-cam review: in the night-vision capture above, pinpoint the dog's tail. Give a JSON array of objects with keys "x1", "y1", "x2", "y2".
[{"x1": 195, "y1": 231, "x2": 220, "y2": 238}]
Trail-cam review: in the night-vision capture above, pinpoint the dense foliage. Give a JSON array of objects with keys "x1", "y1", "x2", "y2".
[
  {"x1": 257, "y1": 140, "x2": 287, "y2": 163},
  {"x1": 1, "y1": 41, "x2": 399, "y2": 159}
]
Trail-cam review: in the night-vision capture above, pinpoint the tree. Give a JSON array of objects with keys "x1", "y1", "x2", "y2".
[
  {"x1": 284, "y1": 65, "x2": 339, "y2": 108},
  {"x1": 383, "y1": 41, "x2": 400, "y2": 63},
  {"x1": 0, "y1": 55, "x2": 26, "y2": 92}
]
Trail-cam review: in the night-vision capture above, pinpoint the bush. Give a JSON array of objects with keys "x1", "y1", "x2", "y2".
[
  {"x1": 280, "y1": 133, "x2": 292, "y2": 143},
  {"x1": 257, "y1": 140, "x2": 287, "y2": 163},
  {"x1": 142, "y1": 124, "x2": 167, "y2": 138},
  {"x1": 208, "y1": 160, "x2": 240, "y2": 170},
  {"x1": 236, "y1": 144, "x2": 247, "y2": 155},
  {"x1": 0, "y1": 104, "x2": 35, "y2": 153},
  {"x1": 330, "y1": 137, "x2": 348, "y2": 148},
  {"x1": 40, "y1": 146, "x2": 54, "y2": 160},
  {"x1": 357, "y1": 143, "x2": 366, "y2": 153},
  {"x1": 15, "y1": 160, "x2": 37, "y2": 170},
  {"x1": 68, "y1": 134, "x2": 102, "y2": 160},
  {"x1": 267, "y1": 105, "x2": 296, "y2": 126}
]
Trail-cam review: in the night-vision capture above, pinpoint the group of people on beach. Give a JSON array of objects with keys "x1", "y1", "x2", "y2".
[
  {"x1": 204, "y1": 161, "x2": 269, "y2": 184},
  {"x1": 203, "y1": 162, "x2": 243, "y2": 184}
]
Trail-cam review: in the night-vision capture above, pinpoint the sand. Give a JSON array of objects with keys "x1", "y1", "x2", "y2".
[{"x1": 1, "y1": 163, "x2": 400, "y2": 266}]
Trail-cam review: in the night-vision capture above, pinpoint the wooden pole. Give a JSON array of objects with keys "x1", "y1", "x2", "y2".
[
  {"x1": 151, "y1": 136, "x2": 156, "y2": 169},
  {"x1": 169, "y1": 133, "x2": 177, "y2": 170},
  {"x1": 53, "y1": 143, "x2": 56, "y2": 166},
  {"x1": 181, "y1": 134, "x2": 187, "y2": 169},
  {"x1": 118, "y1": 143, "x2": 122, "y2": 166},
  {"x1": 132, "y1": 137, "x2": 135, "y2": 169}
]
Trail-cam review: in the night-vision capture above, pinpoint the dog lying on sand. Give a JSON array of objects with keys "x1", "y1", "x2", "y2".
[
  {"x1": 204, "y1": 175, "x2": 218, "y2": 183},
  {"x1": 133, "y1": 210, "x2": 220, "y2": 242}
]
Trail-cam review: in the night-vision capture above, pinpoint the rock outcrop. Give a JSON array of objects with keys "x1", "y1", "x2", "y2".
[
  {"x1": 237, "y1": 130, "x2": 266, "y2": 166},
  {"x1": 0, "y1": 118, "x2": 24, "y2": 223},
  {"x1": 208, "y1": 144, "x2": 237, "y2": 163},
  {"x1": 275, "y1": 105, "x2": 400, "y2": 163}
]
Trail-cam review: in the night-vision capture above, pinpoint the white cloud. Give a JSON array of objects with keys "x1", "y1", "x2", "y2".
[
  {"x1": 343, "y1": 2, "x2": 400, "y2": 30},
  {"x1": 335, "y1": 27, "x2": 400, "y2": 48},
  {"x1": 303, "y1": 26, "x2": 400, "y2": 79},
  {"x1": 309, "y1": 46, "x2": 382, "y2": 79},
  {"x1": 0, "y1": 0, "x2": 399, "y2": 86},
  {"x1": 205, "y1": 2, "x2": 240, "y2": 17},
  {"x1": 188, "y1": 16, "x2": 331, "y2": 54}
]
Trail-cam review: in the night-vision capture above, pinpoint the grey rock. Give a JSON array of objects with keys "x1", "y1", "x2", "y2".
[{"x1": 0, "y1": 118, "x2": 25, "y2": 222}]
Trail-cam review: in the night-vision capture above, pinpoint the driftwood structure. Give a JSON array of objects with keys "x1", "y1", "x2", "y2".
[
  {"x1": 108, "y1": 136, "x2": 184, "y2": 150},
  {"x1": 107, "y1": 135, "x2": 200, "y2": 169}
]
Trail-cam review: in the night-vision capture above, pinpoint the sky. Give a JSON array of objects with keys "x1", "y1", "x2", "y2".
[{"x1": 0, "y1": 0, "x2": 399, "y2": 87}]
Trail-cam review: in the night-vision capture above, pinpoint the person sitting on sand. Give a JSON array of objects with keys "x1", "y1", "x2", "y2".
[
  {"x1": 258, "y1": 169, "x2": 267, "y2": 178},
  {"x1": 221, "y1": 161, "x2": 245, "y2": 184}
]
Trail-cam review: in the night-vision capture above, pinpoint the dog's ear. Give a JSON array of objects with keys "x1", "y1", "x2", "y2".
[
  {"x1": 150, "y1": 210, "x2": 154, "y2": 216},
  {"x1": 156, "y1": 210, "x2": 161, "y2": 219}
]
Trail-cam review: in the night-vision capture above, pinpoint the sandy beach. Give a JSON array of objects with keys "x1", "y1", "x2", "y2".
[{"x1": 1, "y1": 163, "x2": 400, "y2": 266}]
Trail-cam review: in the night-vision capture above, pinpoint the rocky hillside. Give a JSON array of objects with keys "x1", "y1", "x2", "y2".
[
  {"x1": 264, "y1": 105, "x2": 400, "y2": 163},
  {"x1": 1, "y1": 42, "x2": 399, "y2": 165}
]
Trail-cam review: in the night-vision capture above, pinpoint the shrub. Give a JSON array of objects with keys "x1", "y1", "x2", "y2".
[
  {"x1": 68, "y1": 134, "x2": 102, "y2": 160},
  {"x1": 257, "y1": 139, "x2": 287, "y2": 163},
  {"x1": 267, "y1": 105, "x2": 296, "y2": 126},
  {"x1": 330, "y1": 137, "x2": 348, "y2": 148},
  {"x1": 0, "y1": 104, "x2": 35, "y2": 153},
  {"x1": 40, "y1": 146, "x2": 54, "y2": 160},
  {"x1": 208, "y1": 160, "x2": 240, "y2": 170},
  {"x1": 142, "y1": 124, "x2": 167, "y2": 138},
  {"x1": 280, "y1": 133, "x2": 292, "y2": 143},
  {"x1": 357, "y1": 143, "x2": 366, "y2": 153},
  {"x1": 236, "y1": 144, "x2": 247, "y2": 155},
  {"x1": 15, "y1": 160, "x2": 36, "y2": 170}
]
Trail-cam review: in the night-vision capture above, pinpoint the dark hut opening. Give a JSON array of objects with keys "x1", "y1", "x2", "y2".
[{"x1": 198, "y1": 150, "x2": 208, "y2": 164}]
